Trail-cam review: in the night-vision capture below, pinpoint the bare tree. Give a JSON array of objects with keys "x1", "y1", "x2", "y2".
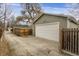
[
  {"x1": 0, "y1": 4, "x2": 15, "y2": 30},
  {"x1": 0, "y1": 4, "x2": 5, "y2": 29},
  {"x1": 15, "y1": 16, "x2": 24, "y2": 24},
  {"x1": 0, "y1": 4, "x2": 5, "y2": 20},
  {"x1": 21, "y1": 3, "x2": 42, "y2": 24},
  {"x1": 66, "y1": 3, "x2": 79, "y2": 20}
]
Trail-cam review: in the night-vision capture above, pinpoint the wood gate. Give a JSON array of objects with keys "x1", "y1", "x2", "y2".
[{"x1": 61, "y1": 28, "x2": 79, "y2": 55}]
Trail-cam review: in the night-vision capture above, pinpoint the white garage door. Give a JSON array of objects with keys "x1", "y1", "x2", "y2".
[{"x1": 35, "y1": 22, "x2": 60, "y2": 41}]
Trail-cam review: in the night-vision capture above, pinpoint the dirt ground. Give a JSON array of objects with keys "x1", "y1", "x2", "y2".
[
  {"x1": 1, "y1": 31, "x2": 63, "y2": 56},
  {"x1": 0, "y1": 34, "x2": 10, "y2": 56}
]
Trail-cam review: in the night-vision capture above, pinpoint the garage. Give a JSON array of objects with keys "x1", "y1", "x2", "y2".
[{"x1": 35, "y1": 22, "x2": 60, "y2": 42}]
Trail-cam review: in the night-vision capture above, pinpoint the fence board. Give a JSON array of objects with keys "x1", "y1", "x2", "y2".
[
  {"x1": 78, "y1": 31, "x2": 79, "y2": 54},
  {"x1": 62, "y1": 28, "x2": 79, "y2": 55}
]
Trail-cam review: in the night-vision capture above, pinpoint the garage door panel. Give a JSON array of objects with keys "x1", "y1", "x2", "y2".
[{"x1": 35, "y1": 22, "x2": 59, "y2": 41}]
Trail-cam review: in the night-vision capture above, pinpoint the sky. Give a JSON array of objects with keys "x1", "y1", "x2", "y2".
[
  {"x1": 6, "y1": 3, "x2": 78, "y2": 17},
  {"x1": 8, "y1": 3, "x2": 70, "y2": 17},
  {"x1": 7, "y1": 3, "x2": 22, "y2": 17},
  {"x1": 41, "y1": 3, "x2": 68, "y2": 14}
]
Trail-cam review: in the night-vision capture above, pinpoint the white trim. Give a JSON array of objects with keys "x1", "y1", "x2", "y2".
[
  {"x1": 35, "y1": 22, "x2": 60, "y2": 26},
  {"x1": 67, "y1": 20, "x2": 70, "y2": 28}
]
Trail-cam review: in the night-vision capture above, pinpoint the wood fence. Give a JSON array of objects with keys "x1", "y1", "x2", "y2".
[
  {"x1": 61, "y1": 28, "x2": 79, "y2": 55},
  {"x1": 13, "y1": 27, "x2": 32, "y2": 36}
]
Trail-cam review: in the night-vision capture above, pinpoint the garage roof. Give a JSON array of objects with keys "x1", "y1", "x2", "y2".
[{"x1": 33, "y1": 12, "x2": 78, "y2": 24}]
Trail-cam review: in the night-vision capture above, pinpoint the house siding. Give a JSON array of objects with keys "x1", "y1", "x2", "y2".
[
  {"x1": 35, "y1": 15, "x2": 67, "y2": 28},
  {"x1": 32, "y1": 14, "x2": 67, "y2": 36},
  {"x1": 67, "y1": 20, "x2": 78, "y2": 28},
  {"x1": 32, "y1": 25, "x2": 35, "y2": 36},
  {"x1": 32, "y1": 14, "x2": 78, "y2": 36}
]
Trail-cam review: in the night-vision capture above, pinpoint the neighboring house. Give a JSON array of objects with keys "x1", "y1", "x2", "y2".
[
  {"x1": 77, "y1": 20, "x2": 79, "y2": 28},
  {"x1": 32, "y1": 13, "x2": 78, "y2": 42}
]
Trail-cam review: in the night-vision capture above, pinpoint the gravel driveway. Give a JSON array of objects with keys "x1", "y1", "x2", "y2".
[{"x1": 3, "y1": 31, "x2": 62, "y2": 56}]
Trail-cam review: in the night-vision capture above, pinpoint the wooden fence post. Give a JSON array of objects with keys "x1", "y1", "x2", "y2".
[{"x1": 61, "y1": 28, "x2": 79, "y2": 55}]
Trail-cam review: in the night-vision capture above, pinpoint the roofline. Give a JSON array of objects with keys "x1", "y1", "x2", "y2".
[
  {"x1": 33, "y1": 13, "x2": 44, "y2": 24},
  {"x1": 33, "y1": 12, "x2": 78, "y2": 24}
]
